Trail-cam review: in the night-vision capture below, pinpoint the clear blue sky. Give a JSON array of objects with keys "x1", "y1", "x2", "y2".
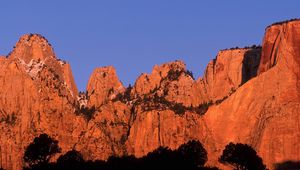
[{"x1": 0, "y1": 1, "x2": 299, "y2": 91}]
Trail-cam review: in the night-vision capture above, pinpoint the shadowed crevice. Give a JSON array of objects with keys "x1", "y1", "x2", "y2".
[{"x1": 241, "y1": 48, "x2": 261, "y2": 85}]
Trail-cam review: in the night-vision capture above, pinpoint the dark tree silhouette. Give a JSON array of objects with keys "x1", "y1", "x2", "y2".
[
  {"x1": 143, "y1": 146, "x2": 177, "y2": 169},
  {"x1": 172, "y1": 103, "x2": 186, "y2": 115},
  {"x1": 56, "y1": 150, "x2": 85, "y2": 170},
  {"x1": 22, "y1": 139, "x2": 219, "y2": 170},
  {"x1": 141, "y1": 140, "x2": 212, "y2": 170},
  {"x1": 107, "y1": 155, "x2": 140, "y2": 170},
  {"x1": 219, "y1": 142, "x2": 266, "y2": 170},
  {"x1": 23, "y1": 134, "x2": 61, "y2": 168},
  {"x1": 177, "y1": 140, "x2": 208, "y2": 168},
  {"x1": 79, "y1": 106, "x2": 96, "y2": 121}
]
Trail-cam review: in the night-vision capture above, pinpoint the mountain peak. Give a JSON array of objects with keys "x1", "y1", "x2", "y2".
[
  {"x1": 19, "y1": 33, "x2": 50, "y2": 43},
  {"x1": 8, "y1": 33, "x2": 55, "y2": 63},
  {"x1": 153, "y1": 60, "x2": 186, "y2": 73},
  {"x1": 87, "y1": 66, "x2": 125, "y2": 107},
  {"x1": 1, "y1": 19, "x2": 300, "y2": 170}
]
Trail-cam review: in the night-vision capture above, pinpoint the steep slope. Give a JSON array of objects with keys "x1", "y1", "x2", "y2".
[
  {"x1": 203, "y1": 20, "x2": 300, "y2": 169},
  {"x1": 0, "y1": 34, "x2": 85, "y2": 170},
  {"x1": 75, "y1": 66, "x2": 130, "y2": 160},
  {"x1": 203, "y1": 48, "x2": 261, "y2": 102},
  {"x1": 8, "y1": 34, "x2": 78, "y2": 96},
  {"x1": 132, "y1": 60, "x2": 207, "y2": 106},
  {"x1": 125, "y1": 48, "x2": 261, "y2": 158},
  {"x1": 0, "y1": 19, "x2": 299, "y2": 170},
  {"x1": 87, "y1": 66, "x2": 125, "y2": 108}
]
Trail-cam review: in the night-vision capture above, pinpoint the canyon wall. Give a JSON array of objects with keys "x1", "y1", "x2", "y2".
[{"x1": 0, "y1": 20, "x2": 299, "y2": 170}]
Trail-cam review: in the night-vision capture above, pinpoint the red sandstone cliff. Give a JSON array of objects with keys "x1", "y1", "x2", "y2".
[
  {"x1": 0, "y1": 34, "x2": 85, "y2": 170},
  {"x1": 0, "y1": 20, "x2": 299, "y2": 170},
  {"x1": 203, "y1": 20, "x2": 300, "y2": 168}
]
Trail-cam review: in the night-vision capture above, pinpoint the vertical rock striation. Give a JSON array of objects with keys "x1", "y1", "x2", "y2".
[
  {"x1": 203, "y1": 20, "x2": 300, "y2": 169},
  {"x1": 0, "y1": 19, "x2": 300, "y2": 170},
  {"x1": 0, "y1": 34, "x2": 85, "y2": 170}
]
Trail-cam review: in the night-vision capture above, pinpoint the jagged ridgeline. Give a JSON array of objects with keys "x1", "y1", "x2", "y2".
[{"x1": 0, "y1": 19, "x2": 300, "y2": 170}]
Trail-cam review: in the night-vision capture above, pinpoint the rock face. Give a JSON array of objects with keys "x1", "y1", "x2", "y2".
[
  {"x1": 77, "y1": 101, "x2": 131, "y2": 159},
  {"x1": 203, "y1": 20, "x2": 300, "y2": 169},
  {"x1": 203, "y1": 48, "x2": 261, "y2": 102},
  {"x1": 0, "y1": 20, "x2": 300, "y2": 170},
  {"x1": 87, "y1": 66, "x2": 125, "y2": 108},
  {"x1": 132, "y1": 60, "x2": 205, "y2": 106},
  {"x1": 124, "y1": 48, "x2": 261, "y2": 162},
  {"x1": 0, "y1": 34, "x2": 85, "y2": 170}
]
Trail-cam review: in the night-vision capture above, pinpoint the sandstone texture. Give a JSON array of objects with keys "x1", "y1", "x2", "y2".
[
  {"x1": 0, "y1": 34, "x2": 85, "y2": 170},
  {"x1": 87, "y1": 66, "x2": 125, "y2": 108},
  {"x1": 204, "y1": 20, "x2": 300, "y2": 168},
  {"x1": 0, "y1": 20, "x2": 299, "y2": 170}
]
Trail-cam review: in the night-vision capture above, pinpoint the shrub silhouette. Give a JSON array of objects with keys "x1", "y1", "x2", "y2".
[
  {"x1": 105, "y1": 141, "x2": 218, "y2": 170},
  {"x1": 267, "y1": 18, "x2": 300, "y2": 29},
  {"x1": 143, "y1": 146, "x2": 177, "y2": 169},
  {"x1": 219, "y1": 142, "x2": 266, "y2": 170},
  {"x1": 172, "y1": 103, "x2": 186, "y2": 115},
  {"x1": 186, "y1": 70, "x2": 194, "y2": 79},
  {"x1": 23, "y1": 138, "x2": 220, "y2": 170},
  {"x1": 106, "y1": 155, "x2": 140, "y2": 170},
  {"x1": 177, "y1": 140, "x2": 208, "y2": 168},
  {"x1": 56, "y1": 150, "x2": 85, "y2": 170},
  {"x1": 79, "y1": 106, "x2": 96, "y2": 121},
  {"x1": 112, "y1": 84, "x2": 133, "y2": 103},
  {"x1": 23, "y1": 134, "x2": 61, "y2": 169},
  {"x1": 167, "y1": 69, "x2": 182, "y2": 81},
  {"x1": 166, "y1": 69, "x2": 195, "y2": 81}
]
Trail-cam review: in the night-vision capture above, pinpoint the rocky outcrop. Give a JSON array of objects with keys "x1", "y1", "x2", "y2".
[
  {"x1": 75, "y1": 101, "x2": 131, "y2": 160},
  {"x1": 130, "y1": 50, "x2": 261, "y2": 109},
  {"x1": 203, "y1": 48, "x2": 261, "y2": 102},
  {"x1": 123, "y1": 48, "x2": 261, "y2": 162},
  {"x1": 258, "y1": 19, "x2": 300, "y2": 75},
  {"x1": 203, "y1": 20, "x2": 300, "y2": 169},
  {"x1": 0, "y1": 19, "x2": 300, "y2": 170},
  {"x1": 0, "y1": 34, "x2": 85, "y2": 170},
  {"x1": 72, "y1": 66, "x2": 131, "y2": 160},
  {"x1": 8, "y1": 34, "x2": 78, "y2": 98},
  {"x1": 8, "y1": 34, "x2": 55, "y2": 63},
  {"x1": 132, "y1": 60, "x2": 206, "y2": 107},
  {"x1": 87, "y1": 66, "x2": 125, "y2": 108}
]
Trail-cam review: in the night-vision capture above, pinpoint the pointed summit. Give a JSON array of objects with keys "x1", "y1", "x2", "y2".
[
  {"x1": 8, "y1": 34, "x2": 55, "y2": 63},
  {"x1": 6, "y1": 34, "x2": 79, "y2": 97},
  {"x1": 132, "y1": 60, "x2": 188, "y2": 96},
  {"x1": 87, "y1": 66, "x2": 125, "y2": 107}
]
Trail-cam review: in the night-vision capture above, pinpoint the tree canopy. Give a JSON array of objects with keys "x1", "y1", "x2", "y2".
[
  {"x1": 23, "y1": 133, "x2": 61, "y2": 168},
  {"x1": 22, "y1": 136, "x2": 220, "y2": 170},
  {"x1": 219, "y1": 142, "x2": 266, "y2": 170}
]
